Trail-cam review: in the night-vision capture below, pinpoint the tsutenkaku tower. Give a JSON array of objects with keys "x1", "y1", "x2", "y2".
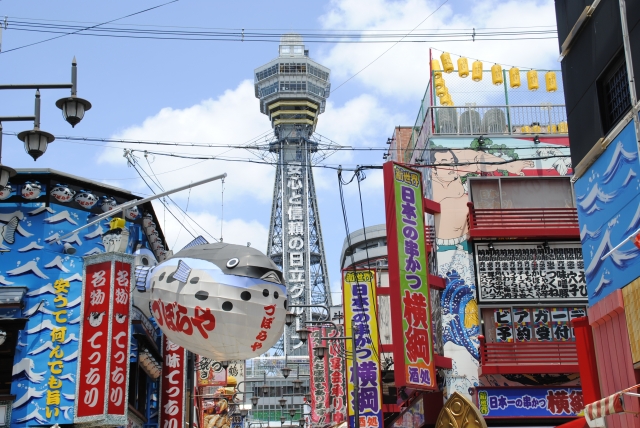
[{"x1": 254, "y1": 34, "x2": 332, "y2": 355}]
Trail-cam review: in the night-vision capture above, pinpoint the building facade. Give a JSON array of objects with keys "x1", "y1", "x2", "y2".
[
  {"x1": 555, "y1": 1, "x2": 640, "y2": 426},
  {"x1": 0, "y1": 169, "x2": 167, "y2": 427}
]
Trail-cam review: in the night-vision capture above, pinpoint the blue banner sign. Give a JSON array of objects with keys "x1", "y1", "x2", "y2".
[{"x1": 476, "y1": 387, "x2": 583, "y2": 418}]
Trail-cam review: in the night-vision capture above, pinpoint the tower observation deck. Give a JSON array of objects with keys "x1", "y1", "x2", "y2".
[{"x1": 255, "y1": 34, "x2": 332, "y2": 355}]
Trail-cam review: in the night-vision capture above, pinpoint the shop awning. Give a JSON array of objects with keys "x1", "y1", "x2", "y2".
[{"x1": 578, "y1": 384, "x2": 640, "y2": 427}]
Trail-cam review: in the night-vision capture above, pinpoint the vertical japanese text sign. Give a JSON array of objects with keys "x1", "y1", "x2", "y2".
[
  {"x1": 160, "y1": 336, "x2": 187, "y2": 428},
  {"x1": 383, "y1": 162, "x2": 436, "y2": 391},
  {"x1": 308, "y1": 327, "x2": 329, "y2": 423},
  {"x1": 343, "y1": 269, "x2": 383, "y2": 428},
  {"x1": 328, "y1": 324, "x2": 347, "y2": 424},
  {"x1": 75, "y1": 253, "x2": 134, "y2": 425}
]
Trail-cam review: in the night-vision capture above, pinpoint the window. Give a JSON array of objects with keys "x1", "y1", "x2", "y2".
[
  {"x1": 294, "y1": 46, "x2": 304, "y2": 54},
  {"x1": 280, "y1": 46, "x2": 291, "y2": 55},
  {"x1": 598, "y1": 53, "x2": 632, "y2": 133},
  {"x1": 260, "y1": 82, "x2": 279, "y2": 97},
  {"x1": 279, "y1": 81, "x2": 306, "y2": 92},
  {"x1": 256, "y1": 64, "x2": 278, "y2": 82}
]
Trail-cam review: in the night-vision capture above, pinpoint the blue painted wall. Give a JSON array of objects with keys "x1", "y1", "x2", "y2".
[{"x1": 574, "y1": 121, "x2": 640, "y2": 304}]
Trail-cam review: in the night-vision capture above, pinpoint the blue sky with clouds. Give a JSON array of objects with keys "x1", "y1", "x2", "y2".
[{"x1": 0, "y1": 0, "x2": 561, "y2": 298}]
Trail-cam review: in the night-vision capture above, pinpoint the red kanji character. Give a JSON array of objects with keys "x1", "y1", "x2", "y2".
[
  {"x1": 405, "y1": 325, "x2": 430, "y2": 363},
  {"x1": 192, "y1": 306, "x2": 216, "y2": 338},
  {"x1": 366, "y1": 416, "x2": 379, "y2": 427},
  {"x1": 264, "y1": 304, "x2": 276, "y2": 316},
  {"x1": 176, "y1": 303, "x2": 193, "y2": 335},
  {"x1": 251, "y1": 342, "x2": 263, "y2": 351},
  {"x1": 569, "y1": 390, "x2": 583, "y2": 414},
  {"x1": 546, "y1": 390, "x2": 571, "y2": 415},
  {"x1": 256, "y1": 330, "x2": 268, "y2": 341},
  {"x1": 402, "y1": 291, "x2": 428, "y2": 328}
]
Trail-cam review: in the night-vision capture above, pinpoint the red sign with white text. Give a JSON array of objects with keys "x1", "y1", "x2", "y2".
[
  {"x1": 76, "y1": 261, "x2": 112, "y2": 419},
  {"x1": 327, "y1": 325, "x2": 347, "y2": 424},
  {"x1": 308, "y1": 327, "x2": 329, "y2": 423},
  {"x1": 160, "y1": 336, "x2": 187, "y2": 428},
  {"x1": 107, "y1": 261, "x2": 132, "y2": 416}
]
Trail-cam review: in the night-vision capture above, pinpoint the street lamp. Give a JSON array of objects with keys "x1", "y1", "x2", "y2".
[
  {"x1": 251, "y1": 396, "x2": 259, "y2": 407},
  {"x1": 221, "y1": 360, "x2": 230, "y2": 369},
  {"x1": 289, "y1": 408, "x2": 296, "y2": 418},
  {"x1": 296, "y1": 328, "x2": 310, "y2": 344},
  {"x1": 280, "y1": 416, "x2": 286, "y2": 425},
  {"x1": 285, "y1": 311, "x2": 297, "y2": 327},
  {"x1": 281, "y1": 366, "x2": 292, "y2": 379},
  {"x1": 0, "y1": 58, "x2": 91, "y2": 180},
  {"x1": 55, "y1": 58, "x2": 92, "y2": 127},
  {"x1": 312, "y1": 345, "x2": 328, "y2": 360},
  {"x1": 291, "y1": 379, "x2": 302, "y2": 392},
  {"x1": 240, "y1": 408, "x2": 249, "y2": 418},
  {"x1": 298, "y1": 418, "x2": 305, "y2": 428},
  {"x1": 279, "y1": 398, "x2": 288, "y2": 408}
]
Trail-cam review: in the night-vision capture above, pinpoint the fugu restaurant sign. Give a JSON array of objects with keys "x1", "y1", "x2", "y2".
[
  {"x1": 383, "y1": 162, "x2": 436, "y2": 391},
  {"x1": 75, "y1": 254, "x2": 134, "y2": 426}
]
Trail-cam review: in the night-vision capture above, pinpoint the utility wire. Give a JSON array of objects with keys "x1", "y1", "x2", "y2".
[{"x1": 0, "y1": 0, "x2": 179, "y2": 54}]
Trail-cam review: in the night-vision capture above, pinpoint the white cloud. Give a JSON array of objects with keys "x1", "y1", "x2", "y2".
[
  {"x1": 99, "y1": 80, "x2": 276, "y2": 207},
  {"x1": 319, "y1": 0, "x2": 559, "y2": 99},
  {"x1": 152, "y1": 204, "x2": 269, "y2": 253}
]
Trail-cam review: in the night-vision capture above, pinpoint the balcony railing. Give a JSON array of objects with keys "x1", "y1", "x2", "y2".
[
  {"x1": 478, "y1": 335, "x2": 579, "y2": 375},
  {"x1": 467, "y1": 202, "x2": 580, "y2": 239},
  {"x1": 428, "y1": 105, "x2": 567, "y2": 136}
]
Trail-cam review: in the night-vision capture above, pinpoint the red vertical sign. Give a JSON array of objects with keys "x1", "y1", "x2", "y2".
[
  {"x1": 327, "y1": 325, "x2": 347, "y2": 424},
  {"x1": 107, "y1": 261, "x2": 132, "y2": 416},
  {"x1": 160, "y1": 336, "x2": 187, "y2": 428},
  {"x1": 308, "y1": 327, "x2": 329, "y2": 423},
  {"x1": 76, "y1": 261, "x2": 112, "y2": 419}
]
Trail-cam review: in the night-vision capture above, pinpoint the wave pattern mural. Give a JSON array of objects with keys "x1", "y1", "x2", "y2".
[{"x1": 574, "y1": 122, "x2": 640, "y2": 304}]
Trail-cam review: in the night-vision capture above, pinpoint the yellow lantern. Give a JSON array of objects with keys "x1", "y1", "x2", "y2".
[
  {"x1": 434, "y1": 74, "x2": 444, "y2": 89},
  {"x1": 521, "y1": 125, "x2": 531, "y2": 134},
  {"x1": 491, "y1": 64, "x2": 504, "y2": 86},
  {"x1": 432, "y1": 59, "x2": 442, "y2": 78},
  {"x1": 532, "y1": 123, "x2": 542, "y2": 133},
  {"x1": 458, "y1": 57, "x2": 469, "y2": 78},
  {"x1": 441, "y1": 52, "x2": 454, "y2": 73},
  {"x1": 509, "y1": 67, "x2": 521, "y2": 88},
  {"x1": 545, "y1": 71, "x2": 558, "y2": 92},
  {"x1": 440, "y1": 94, "x2": 452, "y2": 106},
  {"x1": 547, "y1": 124, "x2": 558, "y2": 134},
  {"x1": 436, "y1": 84, "x2": 446, "y2": 97},
  {"x1": 472, "y1": 60, "x2": 483, "y2": 82},
  {"x1": 527, "y1": 70, "x2": 539, "y2": 91},
  {"x1": 558, "y1": 121, "x2": 569, "y2": 133}
]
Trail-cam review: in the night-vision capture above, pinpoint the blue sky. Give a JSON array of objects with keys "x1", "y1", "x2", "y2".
[{"x1": 0, "y1": 0, "x2": 560, "y2": 298}]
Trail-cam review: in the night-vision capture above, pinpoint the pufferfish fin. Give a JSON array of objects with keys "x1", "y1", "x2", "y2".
[
  {"x1": 135, "y1": 265, "x2": 152, "y2": 291},
  {"x1": 172, "y1": 260, "x2": 192, "y2": 283},
  {"x1": 181, "y1": 235, "x2": 209, "y2": 251},
  {"x1": 260, "y1": 271, "x2": 282, "y2": 284}
]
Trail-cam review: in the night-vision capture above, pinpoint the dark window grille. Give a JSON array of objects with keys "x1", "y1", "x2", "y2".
[{"x1": 599, "y1": 56, "x2": 632, "y2": 133}]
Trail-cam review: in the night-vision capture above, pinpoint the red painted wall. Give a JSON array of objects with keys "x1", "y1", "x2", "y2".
[{"x1": 589, "y1": 289, "x2": 640, "y2": 428}]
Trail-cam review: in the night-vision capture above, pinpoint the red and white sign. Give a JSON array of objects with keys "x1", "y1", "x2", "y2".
[
  {"x1": 75, "y1": 254, "x2": 134, "y2": 426},
  {"x1": 308, "y1": 327, "x2": 329, "y2": 423},
  {"x1": 75, "y1": 260, "x2": 112, "y2": 420},
  {"x1": 327, "y1": 325, "x2": 347, "y2": 424},
  {"x1": 160, "y1": 336, "x2": 187, "y2": 428},
  {"x1": 107, "y1": 261, "x2": 133, "y2": 416}
]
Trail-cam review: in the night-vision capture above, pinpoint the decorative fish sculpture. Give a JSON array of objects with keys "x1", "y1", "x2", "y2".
[
  {"x1": 21, "y1": 181, "x2": 42, "y2": 200},
  {"x1": 50, "y1": 183, "x2": 76, "y2": 203},
  {"x1": 134, "y1": 238, "x2": 287, "y2": 360},
  {"x1": 75, "y1": 190, "x2": 99, "y2": 208},
  {"x1": 0, "y1": 184, "x2": 13, "y2": 200}
]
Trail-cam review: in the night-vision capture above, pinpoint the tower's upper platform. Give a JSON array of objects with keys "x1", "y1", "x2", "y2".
[{"x1": 254, "y1": 34, "x2": 331, "y2": 131}]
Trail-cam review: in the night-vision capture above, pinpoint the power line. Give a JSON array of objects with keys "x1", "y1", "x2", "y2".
[{"x1": 0, "y1": 0, "x2": 179, "y2": 54}]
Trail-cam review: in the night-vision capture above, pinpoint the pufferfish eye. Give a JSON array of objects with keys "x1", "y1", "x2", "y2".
[{"x1": 226, "y1": 258, "x2": 239, "y2": 268}]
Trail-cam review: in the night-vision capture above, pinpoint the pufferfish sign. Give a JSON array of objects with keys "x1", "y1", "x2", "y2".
[{"x1": 135, "y1": 239, "x2": 287, "y2": 361}]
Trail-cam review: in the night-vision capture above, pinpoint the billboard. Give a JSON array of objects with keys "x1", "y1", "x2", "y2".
[
  {"x1": 574, "y1": 121, "x2": 640, "y2": 304},
  {"x1": 474, "y1": 242, "x2": 587, "y2": 303},
  {"x1": 476, "y1": 387, "x2": 583, "y2": 418},
  {"x1": 74, "y1": 254, "x2": 133, "y2": 426},
  {"x1": 308, "y1": 327, "x2": 329, "y2": 423},
  {"x1": 383, "y1": 162, "x2": 436, "y2": 390},
  {"x1": 197, "y1": 356, "x2": 228, "y2": 387},
  {"x1": 343, "y1": 269, "x2": 383, "y2": 428}
]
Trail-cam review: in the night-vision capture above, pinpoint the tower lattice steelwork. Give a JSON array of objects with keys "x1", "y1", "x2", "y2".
[{"x1": 254, "y1": 34, "x2": 333, "y2": 356}]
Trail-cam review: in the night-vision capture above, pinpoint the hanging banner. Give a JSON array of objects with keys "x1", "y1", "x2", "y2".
[
  {"x1": 160, "y1": 337, "x2": 187, "y2": 428},
  {"x1": 383, "y1": 162, "x2": 436, "y2": 391},
  {"x1": 197, "y1": 356, "x2": 228, "y2": 387},
  {"x1": 308, "y1": 327, "x2": 329, "y2": 423},
  {"x1": 75, "y1": 253, "x2": 134, "y2": 426},
  {"x1": 327, "y1": 324, "x2": 347, "y2": 424},
  {"x1": 343, "y1": 269, "x2": 383, "y2": 428}
]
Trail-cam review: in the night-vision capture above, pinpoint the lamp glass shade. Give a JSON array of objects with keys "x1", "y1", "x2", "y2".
[
  {"x1": 279, "y1": 398, "x2": 287, "y2": 408},
  {"x1": 56, "y1": 96, "x2": 92, "y2": 128},
  {"x1": 289, "y1": 408, "x2": 296, "y2": 417},
  {"x1": 18, "y1": 130, "x2": 55, "y2": 161},
  {"x1": 280, "y1": 416, "x2": 286, "y2": 424},
  {"x1": 251, "y1": 396, "x2": 259, "y2": 406},
  {"x1": 299, "y1": 418, "x2": 305, "y2": 427},
  {"x1": 296, "y1": 328, "x2": 310, "y2": 343},
  {"x1": 313, "y1": 345, "x2": 328, "y2": 359},
  {"x1": 281, "y1": 367, "x2": 292, "y2": 378},
  {"x1": 0, "y1": 165, "x2": 16, "y2": 188}
]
